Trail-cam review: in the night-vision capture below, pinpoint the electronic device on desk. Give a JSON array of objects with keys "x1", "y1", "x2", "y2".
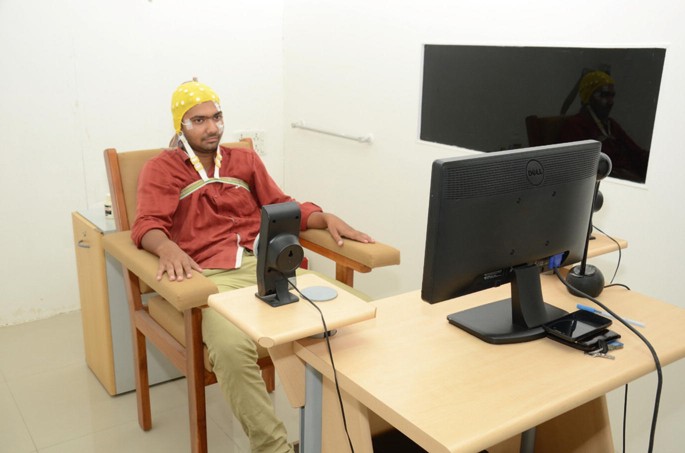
[
  {"x1": 543, "y1": 309, "x2": 612, "y2": 342},
  {"x1": 255, "y1": 202, "x2": 304, "y2": 307},
  {"x1": 542, "y1": 310, "x2": 621, "y2": 352},
  {"x1": 565, "y1": 152, "x2": 613, "y2": 298},
  {"x1": 421, "y1": 140, "x2": 602, "y2": 344}
]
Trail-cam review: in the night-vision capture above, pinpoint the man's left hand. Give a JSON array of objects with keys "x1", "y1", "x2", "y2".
[{"x1": 307, "y1": 212, "x2": 375, "y2": 246}]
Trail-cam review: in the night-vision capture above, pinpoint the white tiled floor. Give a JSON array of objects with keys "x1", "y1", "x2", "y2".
[{"x1": 0, "y1": 311, "x2": 300, "y2": 453}]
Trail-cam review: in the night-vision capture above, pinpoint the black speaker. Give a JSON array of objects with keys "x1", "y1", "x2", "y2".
[{"x1": 255, "y1": 202, "x2": 304, "y2": 307}]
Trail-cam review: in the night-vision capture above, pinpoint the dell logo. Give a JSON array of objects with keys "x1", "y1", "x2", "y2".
[{"x1": 526, "y1": 160, "x2": 544, "y2": 185}]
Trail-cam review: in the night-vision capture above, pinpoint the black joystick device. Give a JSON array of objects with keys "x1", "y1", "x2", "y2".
[{"x1": 566, "y1": 152, "x2": 612, "y2": 298}]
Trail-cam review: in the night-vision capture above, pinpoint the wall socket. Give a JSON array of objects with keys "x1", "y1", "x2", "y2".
[{"x1": 235, "y1": 129, "x2": 266, "y2": 156}]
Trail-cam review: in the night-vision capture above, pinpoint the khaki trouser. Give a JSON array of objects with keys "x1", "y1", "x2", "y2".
[{"x1": 202, "y1": 254, "x2": 294, "y2": 453}]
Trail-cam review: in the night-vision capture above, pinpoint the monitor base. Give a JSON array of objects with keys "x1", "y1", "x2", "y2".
[{"x1": 447, "y1": 299, "x2": 567, "y2": 344}]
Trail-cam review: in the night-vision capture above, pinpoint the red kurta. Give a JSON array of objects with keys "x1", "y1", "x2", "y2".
[
  {"x1": 131, "y1": 146, "x2": 321, "y2": 270},
  {"x1": 560, "y1": 110, "x2": 650, "y2": 183}
]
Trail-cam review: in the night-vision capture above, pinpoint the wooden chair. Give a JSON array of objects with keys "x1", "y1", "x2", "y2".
[
  {"x1": 525, "y1": 114, "x2": 567, "y2": 146},
  {"x1": 101, "y1": 139, "x2": 400, "y2": 453}
]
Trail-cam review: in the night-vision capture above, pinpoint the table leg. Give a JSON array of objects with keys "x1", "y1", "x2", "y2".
[
  {"x1": 520, "y1": 427, "x2": 536, "y2": 453},
  {"x1": 321, "y1": 377, "x2": 373, "y2": 452},
  {"x1": 301, "y1": 364, "x2": 323, "y2": 453},
  {"x1": 534, "y1": 396, "x2": 614, "y2": 453}
]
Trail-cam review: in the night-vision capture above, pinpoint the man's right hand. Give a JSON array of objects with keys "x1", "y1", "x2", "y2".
[{"x1": 141, "y1": 229, "x2": 203, "y2": 281}]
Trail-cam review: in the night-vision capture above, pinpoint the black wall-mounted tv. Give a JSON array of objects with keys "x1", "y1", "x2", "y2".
[{"x1": 420, "y1": 45, "x2": 665, "y2": 184}]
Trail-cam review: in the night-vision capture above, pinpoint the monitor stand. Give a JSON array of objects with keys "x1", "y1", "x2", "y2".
[{"x1": 447, "y1": 264, "x2": 567, "y2": 344}]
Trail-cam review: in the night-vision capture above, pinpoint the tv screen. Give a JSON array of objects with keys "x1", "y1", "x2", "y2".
[
  {"x1": 421, "y1": 45, "x2": 665, "y2": 184},
  {"x1": 421, "y1": 140, "x2": 601, "y2": 343}
]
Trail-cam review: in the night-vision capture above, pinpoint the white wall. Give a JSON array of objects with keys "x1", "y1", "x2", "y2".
[
  {"x1": 282, "y1": 1, "x2": 685, "y2": 452},
  {"x1": 0, "y1": 0, "x2": 285, "y2": 325},
  {"x1": 1, "y1": 0, "x2": 683, "y2": 451}
]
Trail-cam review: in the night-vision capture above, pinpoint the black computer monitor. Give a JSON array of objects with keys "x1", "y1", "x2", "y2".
[{"x1": 421, "y1": 140, "x2": 601, "y2": 344}]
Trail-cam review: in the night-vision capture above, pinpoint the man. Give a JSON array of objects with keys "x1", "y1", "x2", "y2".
[
  {"x1": 560, "y1": 70, "x2": 650, "y2": 183},
  {"x1": 132, "y1": 79, "x2": 373, "y2": 452}
]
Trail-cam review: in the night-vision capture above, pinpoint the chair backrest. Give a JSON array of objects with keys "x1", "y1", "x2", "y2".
[
  {"x1": 104, "y1": 139, "x2": 254, "y2": 231},
  {"x1": 525, "y1": 115, "x2": 566, "y2": 147}
]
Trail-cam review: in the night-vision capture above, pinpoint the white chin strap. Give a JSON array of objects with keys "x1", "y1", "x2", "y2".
[{"x1": 179, "y1": 133, "x2": 222, "y2": 181}]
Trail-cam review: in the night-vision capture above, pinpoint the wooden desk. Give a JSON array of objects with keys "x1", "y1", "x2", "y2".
[
  {"x1": 208, "y1": 235, "x2": 649, "y2": 453},
  {"x1": 586, "y1": 231, "x2": 626, "y2": 259},
  {"x1": 208, "y1": 274, "x2": 376, "y2": 417},
  {"x1": 295, "y1": 275, "x2": 685, "y2": 453},
  {"x1": 208, "y1": 274, "x2": 376, "y2": 349}
]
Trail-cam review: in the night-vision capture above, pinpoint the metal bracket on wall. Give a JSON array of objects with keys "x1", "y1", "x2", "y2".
[{"x1": 291, "y1": 121, "x2": 373, "y2": 144}]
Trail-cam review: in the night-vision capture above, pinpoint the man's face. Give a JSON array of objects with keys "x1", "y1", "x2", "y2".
[
  {"x1": 589, "y1": 84, "x2": 615, "y2": 121},
  {"x1": 181, "y1": 101, "x2": 224, "y2": 154}
]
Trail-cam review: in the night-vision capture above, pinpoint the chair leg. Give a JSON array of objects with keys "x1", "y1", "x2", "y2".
[
  {"x1": 335, "y1": 263, "x2": 355, "y2": 287},
  {"x1": 132, "y1": 326, "x2": 152, "y2": 431},
  {"x1": 187, "y1": 369, "x2": 208, "y2": 453},
  {"x1": 186, "y1": 308, "x2": 208, "y2": 453}
]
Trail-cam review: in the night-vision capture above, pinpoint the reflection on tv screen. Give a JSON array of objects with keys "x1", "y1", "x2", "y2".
[{"x1": 421, "y1": 45, "x2": 665, "y2": 184}]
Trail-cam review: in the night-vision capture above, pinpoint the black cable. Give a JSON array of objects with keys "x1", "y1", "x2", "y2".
[
  {"x1": 592, "y1": 224, "x2": 622, "y2": 285},
  {"x1": 589, "y1": 224, "x2": 630, "y2": 452},
  {"x1": 287, "y1": 278, "x2": 356, "y2": 453},
  {"x1": 553, "y1": 268, "x2": 663, "y2": 453},
  {"x1": 623, "y1": 384, "x2": 629, "y2": 453},
  {"x1": 605, "y1": 283, "x2": 631, "y2": 291}
]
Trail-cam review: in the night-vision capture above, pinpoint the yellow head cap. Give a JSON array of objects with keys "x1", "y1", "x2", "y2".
[
  {"x1": 171, "y1": 79, "x2": 221, "y2": 133},
  {"x1": 579, "y1": 71, "x2": 615, "y2": 105}
]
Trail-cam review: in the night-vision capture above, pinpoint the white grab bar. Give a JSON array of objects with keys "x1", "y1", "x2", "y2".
[{"x1": 291, "y1": 121, "x2": 373, "y2": 144}]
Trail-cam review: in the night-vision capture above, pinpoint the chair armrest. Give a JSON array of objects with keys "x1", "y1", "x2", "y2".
[
  {"x1": 299, "y1": 229, "x2": 400, "y2": 274},
  {"x1": 102, "y1": 231, "x2": 218, "y2": 312}
]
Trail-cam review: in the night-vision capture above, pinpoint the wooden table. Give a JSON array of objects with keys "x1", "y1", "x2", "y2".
[
  {"x1": 585, "y1": 231, "x2": 626, "y2": 259},
  {"x1": 208, "y1": 235, "x2": 685, "y2": 453},
  {"x1": 208, "y1": 273, "x2": 376, "y2": 450},
  {"x1": 294, "y1": 273, "x2": 685, "y2": 452}
]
